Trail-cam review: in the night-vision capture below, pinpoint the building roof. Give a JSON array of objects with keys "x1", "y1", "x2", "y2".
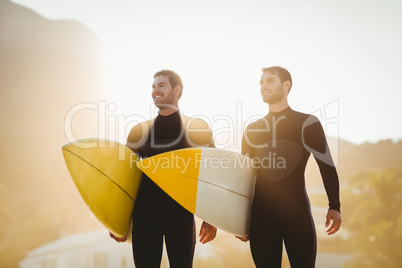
[{"x1": 26, "y1": 230, "x2": 110, "y2": 257}]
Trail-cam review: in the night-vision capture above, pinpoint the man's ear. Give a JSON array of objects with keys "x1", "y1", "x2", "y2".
[
  {"x1": 283, "y1": 81, "x2": 291, "y2": 94},
  {"x1": 174, "y1": 85, "x2": 182, "y2": 98}
]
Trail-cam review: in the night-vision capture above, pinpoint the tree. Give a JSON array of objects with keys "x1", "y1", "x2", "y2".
[{"x1": 342, "y1": 168, "x2": 402, "y2": 267}]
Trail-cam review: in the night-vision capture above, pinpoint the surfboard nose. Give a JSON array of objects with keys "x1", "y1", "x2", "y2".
[{"x1": 62, "y1": 139, "x2": 142, "y2": 241}]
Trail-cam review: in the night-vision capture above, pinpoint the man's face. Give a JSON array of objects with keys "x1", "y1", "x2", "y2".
[
  {"x1": 260, "y1": 71, "x2": 285, "y2": 104},
  {"x1": 152, "y1": 75, "x2": 178, "y2": 108}
]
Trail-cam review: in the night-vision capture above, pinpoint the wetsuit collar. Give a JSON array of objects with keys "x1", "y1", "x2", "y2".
[
  {"x1": 157, "y1": 110, "x2": 180, "y2": 118},
  {"x1": 268, "y1": 106, "x2": 292, "y2": 117}
]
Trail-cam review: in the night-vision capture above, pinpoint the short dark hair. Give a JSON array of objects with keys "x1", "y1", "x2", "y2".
[
  {"x1": 262, "y1": 66, "x2": 292, "y2": 91},
  {"x1": 153, "y1": 69, "x2": 183, "y2": 98}
]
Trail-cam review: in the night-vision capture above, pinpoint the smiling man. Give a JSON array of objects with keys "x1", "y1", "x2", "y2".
[
  {"x1": 110, "y1": 70, "x2": 217, "y2": 268},
  {"x1": 238, "y1": 66, "x2": 342, "y2": 267}
]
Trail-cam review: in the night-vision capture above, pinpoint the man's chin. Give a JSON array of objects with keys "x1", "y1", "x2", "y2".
[
  {"x1": 264, "y1": 97, "x2": 282, "y2": 105},
  {"x1": 154, "y1": 101, "x2": 166, "y2": 107},
  {"x1": 154, "y1": 102, "x2": 178, "y2": 110},
  {"x1": 262, "y1": 97, "x2": 272, "y2": 104}
]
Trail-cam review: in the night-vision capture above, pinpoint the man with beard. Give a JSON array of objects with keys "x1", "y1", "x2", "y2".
[
  {"x1": 110, "y1": 70, "x2": 217, "y2": 268},
  {"x1": 238, "y1": 66, "x2": 341, "y2": 267}
]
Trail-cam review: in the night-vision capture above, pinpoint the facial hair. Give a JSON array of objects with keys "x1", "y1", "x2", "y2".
[
  {"x1": 264, "y1": 84, "x2": 285, "y2": 104},
  {"x1": 154, "y1": 90, "x2": 175, "y2": 108}
]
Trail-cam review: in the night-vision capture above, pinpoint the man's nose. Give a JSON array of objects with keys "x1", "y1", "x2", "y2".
[{"x1": 261, "y1": 82, "x2": 269, "y2": 89}]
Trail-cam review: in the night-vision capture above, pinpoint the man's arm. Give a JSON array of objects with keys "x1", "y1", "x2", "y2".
[
  {"x1": 184, "y1": 116, "x2": 215, "y2": 148},
  {"x1": 241, "y1": 125, "x2": 254, "y2": 157},
  {"x1": 126, "y1": 119, "x2": 153, "y2": 153},
  {"x1": 304, "y1": 116, "x2": 342, "y2": 235}
]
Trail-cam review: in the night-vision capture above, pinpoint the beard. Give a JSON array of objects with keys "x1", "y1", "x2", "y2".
[
  {"x1": 153, "y1": 93, "x2": 175, "y2": 108},
  {"x1": 262, "y1": 85, "x2": 285, "y2": 104}
]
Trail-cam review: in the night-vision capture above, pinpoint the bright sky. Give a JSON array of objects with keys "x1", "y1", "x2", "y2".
[{"x1": 11, "y1": 0, "x2": 402, "y2": 146}]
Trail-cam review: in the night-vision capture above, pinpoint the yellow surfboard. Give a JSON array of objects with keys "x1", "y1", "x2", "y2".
[
  {"x1": 137, "y1": 147, "x2": 256, "y2": 236},
  {"x1": 62, "y1": 139, "x2": 142, "y2": 242}
]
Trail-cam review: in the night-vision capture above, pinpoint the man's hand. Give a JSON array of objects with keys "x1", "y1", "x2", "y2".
[
  {"x1": 109, "y1": 231, "x2": 127, "y2": 243},
  {"x1": 199, "y1": 221, "x2": 217, "y2": 244},
  {"x1": 325, "y1": 209, "x2": 342, "y2": 235},
  {"x1": 235, "y1": 234, "x2": 249, "y2": 242}
]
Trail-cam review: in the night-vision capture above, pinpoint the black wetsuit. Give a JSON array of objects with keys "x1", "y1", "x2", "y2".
[
  {"x1": 129, "y1": 111, "x2": 195, "y2": 268},
  {"x1": 242, "y1": 107, "x2": 340, "y2": 268}
]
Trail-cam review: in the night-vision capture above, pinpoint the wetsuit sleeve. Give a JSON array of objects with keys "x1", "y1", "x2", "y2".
[
  {"x1": 241, "y1": 125, "x2": 254, "y2": 158},
  {"x1": 303, "y1": 117, "x2": 341, "y2": 212},
  {"x1": 185, "y1": 117, "x2": 215, "y2": 148}
]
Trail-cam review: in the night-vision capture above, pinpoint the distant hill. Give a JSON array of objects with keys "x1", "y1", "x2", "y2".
[
  {"x1": 338, "y1": 139, "x2": 402, "y2": 178},
  {"x1": 0, "y1": 0, "x2": 106, "y2": 267},
  {"x1": 306, "y1": 137, "x2": 402, "y2": 185}
]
